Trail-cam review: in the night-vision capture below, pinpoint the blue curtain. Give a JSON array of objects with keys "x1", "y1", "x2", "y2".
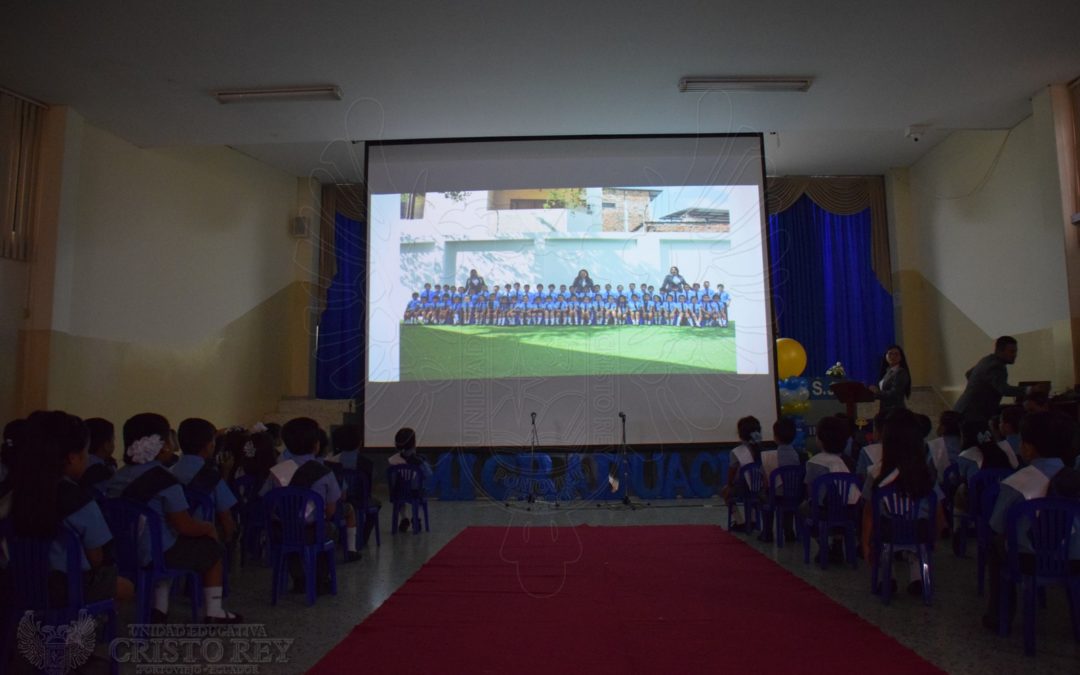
[
  {"x1": 767, "y1": 194, "x2": 894, "y2": 383},
  {"x1": 315, "y1": 213, "x2": 365, "y2": 399}
]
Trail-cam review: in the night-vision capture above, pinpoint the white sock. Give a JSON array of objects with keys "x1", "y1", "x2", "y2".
[
  {"x1": 204, "y1": 586, "x2": 233, "y2": 619},
  {"x1": 347, "y1": 526, "x2": 358, "y2": 552},
  {"x1": 154, "y1": 580, "x2": 170, "y2": 614}
]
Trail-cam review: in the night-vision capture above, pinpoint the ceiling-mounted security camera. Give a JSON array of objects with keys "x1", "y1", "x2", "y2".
[{"x1": 906, "y1": 125, "x2": 930, "y2": 143}]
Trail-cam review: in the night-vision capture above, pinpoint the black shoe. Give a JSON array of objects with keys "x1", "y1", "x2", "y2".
[
  {"x1": 828, "y1": 541, "x2": 845, "y2": 564},
  {"x1": 317, "y1": 578, "x2": 334, "y2": 596},
  {"x1": 150, "y1": 609, "x2": 168, "y2": 624},
  {"x1": 290, "y1": 578, "x2": 305, "y2": 594},
  {"x1": 206, "y1": 612, "x2": 244, "y2": 624},
  {"x1": 398, "y1": 518, "x2": 411, "y2": 533},
  {"x1": 907, "y1": 580, "x2": 924, "y2": 596},
  {"x1": 758, "y1": 532, "x2": 774, "y2": 543},
  {"x1": 729, "y1": 523, "x2": 746, "y2": 533},
  {"x1": 344, "y1": 551, "x2": 362, "y2": 563},
  {"x1": 784, "y1": 527, "x2": 797, "y2": 540}
]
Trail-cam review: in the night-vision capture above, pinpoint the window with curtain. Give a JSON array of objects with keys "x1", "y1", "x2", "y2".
[{"x1": 0, "y1": 90, "x2": 43, "y2": 261}]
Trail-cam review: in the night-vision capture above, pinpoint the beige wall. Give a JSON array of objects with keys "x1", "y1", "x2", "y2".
[
  {"x1": 888, "y1": 87, "x2": 1074, "y2": 402},
  {"x1": 13, "y1": 114, "x2": 318, "y2": 427}
]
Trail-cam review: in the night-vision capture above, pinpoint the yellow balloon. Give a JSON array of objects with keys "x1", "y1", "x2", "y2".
[{"x1": 776, "y1": 338, "x2": 807, "y2": 379}]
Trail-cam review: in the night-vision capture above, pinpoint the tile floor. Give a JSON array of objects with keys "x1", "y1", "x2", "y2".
[{"x1": 107, "y1": 498, "x2": 1080, "y2": 674}]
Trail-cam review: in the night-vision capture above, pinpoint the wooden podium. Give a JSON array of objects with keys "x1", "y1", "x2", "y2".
[{"x1": 829, "y1": 381, "x2": 876, "y2": 420}]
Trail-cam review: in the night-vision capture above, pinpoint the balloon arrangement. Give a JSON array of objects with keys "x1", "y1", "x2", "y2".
[{"x1": 776, "y1": 337, "x2": 810, "y2": 448}]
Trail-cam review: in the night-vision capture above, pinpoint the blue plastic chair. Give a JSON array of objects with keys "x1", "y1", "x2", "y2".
[
  {"x1": 387, "y1": 465, "x2": 430, "y2": 535},
  {"x1": 940, "y1": 463, "x2": 962, "y2": 536},
  {"x1": 341, "y1": 468, "x2": 382, "y2": 547},
  {"x1": 870, "y1": 483, "x2": 937, "y2": 606},
  {"x1": 998, "y1": 497, "x2": 1080, "y2": 656},
  {"x1": 101, "y1": 498, "x2": 203, "y2": 624},
  {"x1": 763, "y1": 465, "x2": 805, "y2": 548},
  {"x1": 232, "y1": 474, "x2": 268, "y2": 567},
  {"x1": 263, "y1": 487, "x2": 338, "y2": 606},
  {"x1": 801, "y1": 473, "x2": 861, "y2": 569},
  {"x1": 0, "y1": 520, "x2": 118, "y2": 675},
  {"x1": 726, "y1": 463, "x2": 764, "y2": 533},
  {"x1": 968, "y1": 469, "x2": 1013, "y2": 594}
]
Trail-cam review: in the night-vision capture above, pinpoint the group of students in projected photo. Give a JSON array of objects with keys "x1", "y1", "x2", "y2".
[{"x1": 403, "y1": 267, "x2": 733, "y2": 328}]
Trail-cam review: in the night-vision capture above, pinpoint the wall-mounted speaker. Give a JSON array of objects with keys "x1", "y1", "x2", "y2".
[{"x1": 290, "y1": 216, "x2": 311, "y2": 239}]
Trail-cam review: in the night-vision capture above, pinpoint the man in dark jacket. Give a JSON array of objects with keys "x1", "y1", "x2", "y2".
[{"x1": 955, "y1": 336, "x2": 1043, "y2": 425}]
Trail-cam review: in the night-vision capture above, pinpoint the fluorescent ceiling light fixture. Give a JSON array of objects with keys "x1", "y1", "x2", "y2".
[
  {"x1": 678, "y1": 76, "x2": 813, "y2": 92},
  {"x1": 214, "y1": 85, "x2": 342, "y2": 104}
]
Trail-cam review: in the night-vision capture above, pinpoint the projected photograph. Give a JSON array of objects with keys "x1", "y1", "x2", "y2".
[{"x1": 369, "y1": 185, "x2": 766, "y2": 382}]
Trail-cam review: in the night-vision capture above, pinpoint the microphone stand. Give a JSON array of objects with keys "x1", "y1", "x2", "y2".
[
  {"x1": 527, "y1": 413, "x2": 538, "y2": 506},
  {"x1": 619, "y1": 413, "x2": 635, "y2": 508}
]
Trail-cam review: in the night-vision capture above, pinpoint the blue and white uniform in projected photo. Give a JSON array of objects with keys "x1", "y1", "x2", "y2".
[{"x1": 367, "y1": 185, "x2": 770, "y2": 382}]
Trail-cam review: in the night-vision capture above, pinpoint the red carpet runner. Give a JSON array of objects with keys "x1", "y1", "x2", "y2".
[{"x1": 310, "y1": 525, "x2": 943, "y2": 674}]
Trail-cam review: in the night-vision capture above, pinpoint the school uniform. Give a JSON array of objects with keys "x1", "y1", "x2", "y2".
[
  {"x1": 49, "y1": 477, "x2": 116, "y2": 604},
  {"x1": 855, "y1": 442, "x2": 883, "y2": 481},
  {"x1": 804, "y1": 453, "x2": 857, "y2": 500},
  {"x1": 80, "y1": 454, "x2": 116, "y2": 495},
  {"x1": 863, "y1": 466, "x2": 943, "y2": 520},
  {"x1": 989, "y1": 458, "x2": 1074, "y2": 549},
  {"x1": 956, "y1": 441, "x2": 1019, "y2": 483},
  {"x1": 927, "y1": 435, "x2": 962, "y2": 480},
  {"x1": 107, "y1": 460, "x2": 222, "y2": 573},
  {"x1": 171, "y1": 454, "x2": 238, "y2": 516},
  {"x1": 269, "y1": 453, "x2": 342, "y2": 523}
]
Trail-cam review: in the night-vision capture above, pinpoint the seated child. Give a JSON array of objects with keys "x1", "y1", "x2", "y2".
[
  {"x1": 855, "y1": 411, "x2": 889, "y2": 484},
  {"x1": 861, "y1": 409, "x2": 945, "y2": 597},
  {"x1": 927, "y1": 410, "x2": 964, "y2": 482},
  {"x1": 983, "y1": 411, "x2": 1079, "y2": 630},
  {"x1": 722, "y1": 416, "x2": 763, "y2": 532},
  {"x1": 387, "y1": 427, "x2": 432, "y2": 533},
  {"x1": 80, "y1": 417, "x2": 117, "y2": 495},
  {"x1": 759, "y1": 417, "x2": 802, "y2": 541},
  {"x1": 268, "y1": 417, "x2": 360, "y2": 575},
  {"x1": 173, "y1": 418, "x2": 238, "y2": 544},
  {"x1": 328, "y1": 424, "x2": 381, "y2": 545},
  {"x1": 107, "y1": 412, "x2": 241, "y2": 623},
  {"x1": 10, "y1": 411, "x2": 134, "y2": 610},
  {"x1": 802, "y1": 416, "x2": 859, "y2": 562}
]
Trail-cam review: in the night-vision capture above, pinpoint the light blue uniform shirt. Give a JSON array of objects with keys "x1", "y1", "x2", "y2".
[
  {"x1": 989, "y1": 457, "x2": 1072, "y2": 557},
  {"x1": 52, "y1": 478, "x2": 112, "y2": 573},
  {"x1": 106, "y1": 461, "x2": 188, "y2": 559},
  {"x1": 171, "y1": 454, "x2": 238, "y2": 513}
]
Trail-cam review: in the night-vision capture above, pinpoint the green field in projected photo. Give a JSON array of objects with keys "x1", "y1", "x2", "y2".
[{"x1": 399, "y1": 324, "x2": 738, "y2": 380}]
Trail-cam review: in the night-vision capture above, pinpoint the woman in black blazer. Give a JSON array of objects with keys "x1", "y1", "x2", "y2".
[{"x1": 870, "y1": 344, "x2": 912, "y2": 413}]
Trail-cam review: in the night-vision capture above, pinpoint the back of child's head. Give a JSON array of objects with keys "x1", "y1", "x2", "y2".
[
  {"x1": 961, "y1": 419, "x2": 1011, "y2": 468},
  {"x1": 879, "y1": 409, "x2": 932, "y2": 497},
  {"x1": 332, "y1": 425, "x2": 360, "y2": 453},
  {"x1": 815, "y1": 416, "x2": 850, "y2": 455},
  {"x1": 939, "y1": 410, "x2": 963, "y2": 437},
  {"x1": 736, "y1": 416, "x2": 762, "y2": 444},
  {"x1": 84, "y1": 418, "x2": 114, "y2": 455},
  {"x1": 772, "y1": 417, "x2": 796, "y2": 445},
  {"x1": 283, "y1": 417, "x2": 321, "y2": 456},
  {"x1": 243, "y1": 432, "x2": 277, "y2": 480},
  {"x1": 394, "y1": 427, "x2": 417, "y2": 452},
  {"x1": 265, "y1": 423, "x2": 283, "y2": 446},
  {"x1": 15, "y1": 410, "x2": 88, "y2": 537},
  {"x1": 1020, "y1": 411, "x2": 1075, "y2": 460},
  {"x1": 122, "y1": 413, "x2": 170, "y2": 465},
  {"x1": 178, "y1": 418, "x2": 216, "y2": 455},
  {"x1": 915, "y1": 414, "x2": 933, "y2": 441},
  {"x1": 999, "y1": 405, "x2": 1024, "y2": 434}
]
